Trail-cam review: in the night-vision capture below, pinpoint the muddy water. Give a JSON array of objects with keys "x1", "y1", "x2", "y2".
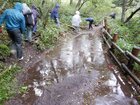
[{"x1": 5, "y1": 27, "x2": 139, "y2": 105}]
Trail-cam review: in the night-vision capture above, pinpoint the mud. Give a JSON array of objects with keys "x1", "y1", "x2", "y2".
[{"x1": 5, "y1": 26, "x2": 139, "y2": 105}]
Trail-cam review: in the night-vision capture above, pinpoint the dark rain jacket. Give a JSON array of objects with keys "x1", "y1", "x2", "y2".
[{"x1": 51, "y1": 4, "x2": 60, "y2": 19}]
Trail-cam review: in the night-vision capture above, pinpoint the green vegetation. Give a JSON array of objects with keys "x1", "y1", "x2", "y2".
[
  {"x1": 19, "y1": 86, "x2": 28, "y2": 94},
  {"x1": 108, "y1": 17, "x2": 140, "y2": 51},
  {"x1": 0, "y1": 44, "x2": 10, "y2": 59},
  {"x1": 0, "y1": 63, "x2": 21, "y2": 104},
  {"x1": 36, "y1": 24, "x2": 60, "y2": 50}
]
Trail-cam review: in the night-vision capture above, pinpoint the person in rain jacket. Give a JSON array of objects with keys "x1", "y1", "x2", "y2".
[
  {"x1": 0, "y1": 2, "x2": 25, "y2": 60},
  {"x1": 71, "y1": 11, "x2": 82, "y2": 32},
  {"x1": 22, "y1": 3, "x2": 34, "y2": 42},
  {"x1": 50, "y1": 4, "x2": 60, "y2": 27},
  {"x1": 85, "y1": 17, "x2": 94, "y2": 29},
  {"x1": 110, "y1": 12, "x2": 116, "y2": 19},
  {"x1": 31, "y1": 5, "x2": 40, "y2": 34}
]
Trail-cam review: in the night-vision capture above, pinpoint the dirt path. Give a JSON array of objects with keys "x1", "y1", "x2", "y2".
[{"x1": 5, "y1": 26, "x2": 138, "y2": 105}]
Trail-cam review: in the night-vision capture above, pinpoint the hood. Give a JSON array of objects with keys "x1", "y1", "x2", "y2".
[
  {"x1": 22, "y1": 3, "x2": 28, "y2": 9},
  {"x1": 55, "y1": 3, "x2": 60, "y2": 8},
  {"x1": 14, "y1": 2, "x2": 23, "y2": 12},
  {"x1": 22, "y1": 3, "x2": 31, "y2": 14},
  {"x1": 32, "y1": 4, "x2": 37, "y2": 9},
  {"x1": 76, "y1": 11, "x2": 80, "y2": 15}
]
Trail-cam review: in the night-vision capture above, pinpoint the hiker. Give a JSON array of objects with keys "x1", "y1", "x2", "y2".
[
  {"x1": 85, "y1": 17, "x2": 94, "y2": 29},
  {"x1": 0, "y1": 2, "x2": 25, "y2": 60},
  {"x1": 110, "y1": 12, "x2": 116, "y2": 19},
  {"x1": 50, "y1": 3, "x2": 60, "y2": 27},
  {"x1": 71, "y1": 11, "x2": 82, "y2": 32},
  {"x1": 31, "y1": 4, "x2": 40, "y2": 34},
  {"x1": 22, "y1": 3, "x2": 34, "y2": 42}
]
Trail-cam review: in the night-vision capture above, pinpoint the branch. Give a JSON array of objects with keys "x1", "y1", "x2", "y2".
[
  {"x1": 78, "y1": 0, "x2": 89, "y2": 11},
  {"x1": 124, "y1": 7, "x2": 140, "y2": 23}
]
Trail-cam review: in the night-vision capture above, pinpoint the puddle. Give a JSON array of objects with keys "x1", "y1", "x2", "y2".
[{"x1": 5, "y1": 27, "x2": 139, "y2": 105}]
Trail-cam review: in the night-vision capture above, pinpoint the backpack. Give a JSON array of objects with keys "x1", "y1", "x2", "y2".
[{"x1": 24, "y1": 12, "x2": 34, "y2": 26}]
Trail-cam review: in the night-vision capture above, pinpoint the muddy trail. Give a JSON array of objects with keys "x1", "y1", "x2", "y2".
[{"x1": 5, "y1": 26, "x2": 139, "y2": 105}]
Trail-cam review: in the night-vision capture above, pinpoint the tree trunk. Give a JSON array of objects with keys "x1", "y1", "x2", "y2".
[
  {"x1": 124, "y1": 7, "x2": 140, "y2": 23},
  {"x1": 41, "y1": 0, "x2": 45, "y2": 6},
  {"x1": 121, "y1": 0, "x2": 127, "y2": 22},
  {"x1": 76, "y1": 0, "x2": 82, "y2": 8},
  {"x1": 70, "y1": 0, "x2": 73, "y2": 5}
]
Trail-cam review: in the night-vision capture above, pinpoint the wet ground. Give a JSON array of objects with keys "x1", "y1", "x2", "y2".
[{"x1": 5, "y1": 26, "x2": 139, "y2": 105}]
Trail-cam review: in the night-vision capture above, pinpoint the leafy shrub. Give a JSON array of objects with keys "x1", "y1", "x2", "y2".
[
  {"x1": 36, "y1": 24, "x2": 60, "y2": 50},
  {"x1": 60, "y1": 5, "x2": 75, "y2": 16},
  {"x1": 134, "y1": 63, "x2": 140, "y2": 72},
  {"x1": 0, "y1": 62, "x2": 4, "y2": 72},
  {"x1": 0, "y1": 64, "x2": 21, "y2": 104},
  {"x1": 0, "y1": 44, "x2": 10, "y2": 58},
  {"x1": 108, "y1": 19, "x2": 139, "y2": 51},
  {"x1": 126, "y1": 17, "x2": 140, "y2": 45},
  {"x1": 117, "y1": 38, "x2": 133, "y2": 51}
]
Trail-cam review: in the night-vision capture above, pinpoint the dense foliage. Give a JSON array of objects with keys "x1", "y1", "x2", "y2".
[{"x1": 108, "y1": 17, "x2": 140, "y2": 51}]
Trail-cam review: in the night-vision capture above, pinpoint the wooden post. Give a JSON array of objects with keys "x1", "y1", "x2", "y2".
[
  {"x1": 132, "y1": 47, "x2": 140, "y2": 57},
  {"x1": 107, "y1": 28, "x2": 111, "y2": 34},
  {"x1": 112, "y1": 33, "x2": 119, "y2": 43},
  {"x1": 104, "y1": 17, "x2": 107, "y2": 30},
  {"x1": 127, "y1": 47, "x2": 140, "y2": 70},
  {"x1": 110, "y1": 33, "x2": 119, "y2": 53}
]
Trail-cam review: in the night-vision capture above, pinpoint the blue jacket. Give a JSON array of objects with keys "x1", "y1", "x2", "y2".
[
  {"x1": 51, "y1": 4, "x2": 60, "y2": 19},
  {"x1": 85, "y1": 18, "x2": 93, "y2": 21},
  {"x1": 0, "y1": 2, "x2": 25, "y2": 33}
]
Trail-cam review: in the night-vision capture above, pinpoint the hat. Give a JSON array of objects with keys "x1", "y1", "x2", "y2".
[
  {"x1": 55, "y1": 3, "x2": 60, "y2": 8},
  {"x1": 32, "y1": 4, "x2": 37, "y2": 9}
]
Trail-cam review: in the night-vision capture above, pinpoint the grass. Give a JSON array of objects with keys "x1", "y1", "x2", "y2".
[{"x1": 0, "y1": 63, "x2": 22, "y2": 105}]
